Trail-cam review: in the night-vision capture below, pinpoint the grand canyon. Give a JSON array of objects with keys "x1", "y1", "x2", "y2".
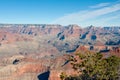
[{"x1": 0, "y1": 24, "x2": 120, "y2": 80}]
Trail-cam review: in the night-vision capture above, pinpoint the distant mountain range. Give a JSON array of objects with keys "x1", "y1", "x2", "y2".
[{"x1": 0, "y1": 24, "x2": 120, "y2": 52}]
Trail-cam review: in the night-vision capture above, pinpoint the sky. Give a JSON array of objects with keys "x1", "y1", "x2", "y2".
[{"x1": 0, "y1": 0, "x2": 120, "y2": 27}]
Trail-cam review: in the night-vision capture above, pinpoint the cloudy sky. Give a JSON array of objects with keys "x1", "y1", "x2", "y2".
[{"x1": 0, "y1": 0, "x2": 120, "y2": 27}]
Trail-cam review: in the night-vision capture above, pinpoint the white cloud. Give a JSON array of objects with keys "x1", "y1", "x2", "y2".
[
  {"x1": 51, "y1": 2, "x2": 120, "y2": 27},
  {"x1": 90, "y1": 3, "x2": 110, "y2": 8},
  {"x1": 81, "y1": 14, "x2": 120, "y2": 26}
]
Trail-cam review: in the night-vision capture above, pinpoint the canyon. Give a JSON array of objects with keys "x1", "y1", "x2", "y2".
[{"x1": 0, "y1": 24, "x2": 120, "y2": 80}]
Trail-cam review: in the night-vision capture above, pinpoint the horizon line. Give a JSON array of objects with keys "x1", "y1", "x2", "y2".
[{"x1": 0, "y1": 23, "x2": 120, "y2": 27}]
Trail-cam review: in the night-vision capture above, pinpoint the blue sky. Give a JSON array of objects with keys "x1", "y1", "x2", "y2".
[{"x1": 0, "y1": 0, "x2": 120, "y2": 27}]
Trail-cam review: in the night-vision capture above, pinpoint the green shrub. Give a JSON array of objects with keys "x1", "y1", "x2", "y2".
[{"x1": 60, "y1": 52, "x2": 120, "y2": 80}]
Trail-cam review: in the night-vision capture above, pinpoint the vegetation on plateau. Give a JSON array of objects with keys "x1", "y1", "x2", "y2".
[{"x1": 60, "y1": 52, "x2": 120, "y2": 80}]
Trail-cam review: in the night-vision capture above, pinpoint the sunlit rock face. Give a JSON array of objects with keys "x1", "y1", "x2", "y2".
[{"x1": 0, "y1": 24, "x2": 120, "y2": 80}]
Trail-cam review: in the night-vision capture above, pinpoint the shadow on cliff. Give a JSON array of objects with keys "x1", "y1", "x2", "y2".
[{"x1": 37, "y1": 71, "x2": 50, "y2": 80}]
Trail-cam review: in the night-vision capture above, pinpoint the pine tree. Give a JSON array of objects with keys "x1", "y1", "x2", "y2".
[{"x1": 60, "y1": 52, "x2": 120, "y2": 80}]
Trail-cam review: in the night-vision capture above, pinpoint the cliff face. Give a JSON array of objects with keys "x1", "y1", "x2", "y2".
[
  {"x1": 0, "y1": 24, "x2": 120, "y2": 48},
  {"x1": 0, "y1": 24, "x2": 120, "y2": 80}
]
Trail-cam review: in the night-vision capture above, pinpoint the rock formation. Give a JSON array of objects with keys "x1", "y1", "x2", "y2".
[{"x1": 0, "y1": 24, "x2": 120, "y2": 80}]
